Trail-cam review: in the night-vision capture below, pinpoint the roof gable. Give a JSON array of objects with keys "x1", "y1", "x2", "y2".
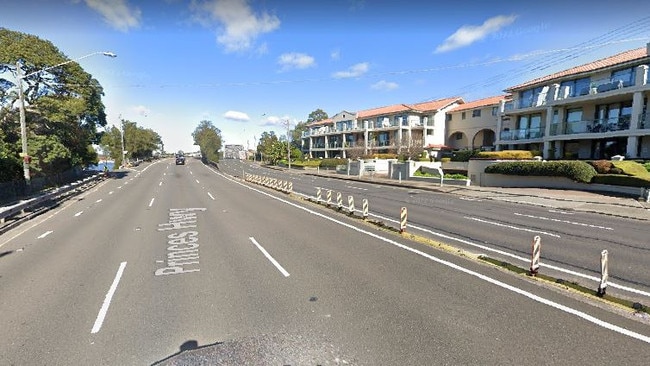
[
  {"x1": 449, "y1": 95, "x2": 508, "y2": 112},
  {"x1": 409, "y1": 96, "x2": 464, "y2": 112}
]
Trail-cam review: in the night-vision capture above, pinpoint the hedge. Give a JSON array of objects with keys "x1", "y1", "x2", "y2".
[
  {"x1": 484, "y1": 161, "x2": 597, "y2": 183},
  {"x1": 476, "y1": 150, "x2": 539, "y2": 160},
  {"x1": 591, "y1": 174, "x2": 650, "y2": 187}
]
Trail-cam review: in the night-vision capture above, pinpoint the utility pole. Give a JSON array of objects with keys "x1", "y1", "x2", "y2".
[
  {"x1": 16, "y1": 62, "x2": 30, "y2": 185},
  {"x1": 284, "y1": 119, "x2": 291, "y2": 170},
  {"x1": 120, "y1": 116, "x2": 126, "y2": 168}
]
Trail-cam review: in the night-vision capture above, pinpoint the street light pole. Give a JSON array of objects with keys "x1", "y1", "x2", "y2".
[
  {"x1": 15, "y1": 51, "x2": 116, "y2": 185},
  {"x1": 284, "y1": 119, "x2": 291, "y2": 170},
  {"x1": 120, "y1": 116, "x2": 126, "y2": 168}
]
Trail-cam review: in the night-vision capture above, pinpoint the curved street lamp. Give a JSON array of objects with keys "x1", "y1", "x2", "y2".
[{"x1": 16, "y1": 51, "x2": 117, "y2": 186}]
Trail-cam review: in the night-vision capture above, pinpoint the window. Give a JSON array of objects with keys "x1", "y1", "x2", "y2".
[
  {"x1": 472, "y1": 109, "x2": 481, "y2": 118},
  {"x1": 611, "y1": 67, "x2": 636, "y2": 87},
  {"x1": 455, "y1": 132, "x2": 463, "y2": 140},
  {"x1": 560, "y1": 77, "x2": 590, "y2": 97},
  {"x1": 446, "y1": 114, "x2": 452, "y2": 122},
  {"x1": 491, "y1": 106, "x2": 498, "y2": 116},
  {"x1": 566, "y1": 108, "x2": 583, "y2": 123},
  {"x1": 519, "y1": 86, "x2": 544, "y2": 107},
  {"x1": 461, "y1": 112, "x2": 466, "y2": 120}
]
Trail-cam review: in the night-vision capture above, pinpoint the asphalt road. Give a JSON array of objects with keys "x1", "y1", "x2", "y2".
[
  {"x1": 219, "y1": 159, "x2": 650, "y2": 304},
  {"x1": 1, "y1": 158, "x2": 650, "y2": 365}
]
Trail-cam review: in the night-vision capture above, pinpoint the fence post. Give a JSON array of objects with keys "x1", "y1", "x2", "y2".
[
  {"x1": 529, "y1": 235, "x2": 541, "y2": 276},
  {"x1": 400, "y1": 207, "x2": 407, "y2": 233},
  {"x1": 597, "y1": 250, "x2": 609, "y2": 297},
  {"x1": 362, "y1": 199, "x2": 368, "y2": 220}
]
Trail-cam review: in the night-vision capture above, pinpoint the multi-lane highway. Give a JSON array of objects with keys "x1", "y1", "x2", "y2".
[
  {"x1": 219, "y1": 159, "x2": 650, "y2": 304},
  {"x1": 1, "y1": 158, "x2": 650, "y2": 365}
]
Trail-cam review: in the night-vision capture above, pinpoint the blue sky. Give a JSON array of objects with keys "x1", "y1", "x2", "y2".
[{"x1": 2, "y1": 0, "x2": 649, "y2": 153}]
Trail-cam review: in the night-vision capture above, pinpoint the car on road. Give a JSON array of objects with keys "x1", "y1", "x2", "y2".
[{"x1": 175, "y1": 152, "x2": 185, "y2": 165}]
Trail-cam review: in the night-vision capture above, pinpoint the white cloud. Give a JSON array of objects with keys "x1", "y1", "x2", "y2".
[
  {"x1": 278, "y1": 52, "x2": 316, "y2": 71},
  {"x1": 435, "y1": 15, "x2": 517, "y2": 53},
  {"x1": 332, "y1": 62, "x2": 369, "y2": 79},
  {"x1": 371, "y1": 80, "x2": 398, "y2": 91},
  {"x1": 330, "y1": 49, "x2": 340, "y2": 61},
  {"x1": 132, "y1": 105, "x2": 151, "y2": 117},
  {"x1": 83, "y1": 0, "x2": 141, "y2": 32},
  {"x1": 260, "y1": 115, "x2": 280, "y2": 126},
  {"x1": 224, "y1": 110, "x2": 250, "y2": 121},
  {"x1": 191, "y1": 0, "x2": 281, "y2": 53}
]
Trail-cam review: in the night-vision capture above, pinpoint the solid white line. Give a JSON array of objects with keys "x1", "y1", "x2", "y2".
[
  {"x1": 74, "y1": 211, "x2": 83, "y2": 217},
  {"x1": 91, "y1": 261, "x2": 127, "y2": 334},
  {"x1": 464, "y1": 216, "x2": 561, "y2": 238},
  {"x1": 370, "y1": 212, "x2": 650, "y2": 298},
  {"x1": 212, "y1": 169, "x2": 650, "y2": 343},
  {"x1": 149, "y1": 198, "x2": 155, "y2": 207},
  {"x1": 37, "y1": 231, "x2": 53, "y2": 239},
  {"x1": 249, "y1": 237, "x2": 290, "y2": 277},
  {"x1": 514, "y1": 212, "x2": 613, "y2": 230},
  {"x1": 208, "y1": 192, "x2": 215, "y2": 200}
]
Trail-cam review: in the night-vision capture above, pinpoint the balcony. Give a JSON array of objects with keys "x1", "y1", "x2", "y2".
[
  {"x1": 561, "y1": 116, "x2": 631, "y2": 135},
  {"x1": 499, "y1": 127, "x2": 544, "y2": 141}
]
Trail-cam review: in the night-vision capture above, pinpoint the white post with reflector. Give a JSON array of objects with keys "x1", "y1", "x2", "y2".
[
  {"x1": 529, "y1": 235, "x2": 541, "y2": 276},
  {"x1": 597, "y1": 250, "x2": 609, "y2": 297}
]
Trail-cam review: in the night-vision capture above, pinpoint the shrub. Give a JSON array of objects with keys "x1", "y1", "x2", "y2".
[
  {"x1": 319, "y1": 158, "x2": 343, "y2": 168},
  {"x1": 644, "y1": 162, "x2": 650, "y2": 173},
  {"x1": 589, "y1": 160, "x2": 614, "y2": 174},
  {"x1": 484, "y1": 161, "x2": 597, "y2": 183},
  {"x1": 612, "y1": 161, "x2": 650, "y2": 178},
  {"x1": 291, "y1": 160, "x2": 321, "y2": 167},
  {"x1": 477, "y1": 150, "x2": 535, "y2": 159},
  {"x1": 451, "y1": 149, "x2": 480, "y2": 162},
  {"x1": 441, "y1": 157, "x2": 451, "y2": 163},
  {"x1": 591, "y1": 174, "x2": 650, "y2": 187}
]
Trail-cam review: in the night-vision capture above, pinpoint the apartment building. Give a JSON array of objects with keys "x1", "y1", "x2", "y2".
[
  {"x1": 497, "y1": 43, "x2": 650, "y2": 159},
  {"x1": 302, "y1": 97, "x2": 463, "y2": 159},
  {"x1": 446, "y1": 95, "x2": 508, "y2": 151}
]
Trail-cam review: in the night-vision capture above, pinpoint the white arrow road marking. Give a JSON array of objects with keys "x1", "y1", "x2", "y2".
[
  {"x1": 249, "y1": 237, "x2": 290, "y2": 277},
  {"x1": 91, "y1": 261, "x2": 127, "y2": 334},
  {"x1": 37, "y1": 231, "x2": 53, "y2": 239}
]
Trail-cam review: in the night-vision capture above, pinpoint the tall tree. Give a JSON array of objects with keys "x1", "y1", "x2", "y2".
[
  {"x1": 192, "y1": 120, "x2": 222, "y2": 163},
  {"x1": 290, "y1": 121, "x2": 308, "y2": 149},
  {"x1": 0, "y1": 28, "x2": 108, "y2": 181},
  {"x1": 306, "y1": 108, "x2": 328, "y2": 123}
]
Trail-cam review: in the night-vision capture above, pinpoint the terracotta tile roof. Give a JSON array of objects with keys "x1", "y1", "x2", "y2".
[
  {"x1": 449, "y1": 95, "x2": 509, "y2": 112},
  {"x1": 308, "y1": 118, "x2": 332, "y2": 127},
  {"x1": 410, "y1": 96, "x2": 464, "y2": 112},
  {"x1": 507, "y1": 47, "x2": 649, "y2": 91},
  {"x1": 357, "y1": 104, "x2": 414, "y2": 119}
]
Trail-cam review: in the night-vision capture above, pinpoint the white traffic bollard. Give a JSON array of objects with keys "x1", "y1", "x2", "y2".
[
  {"x1": 327, "y1": 190, "x2": 332, "y2": 206},
  {"x1": 529, "y1": 236, "x2": 541, "y2": 276},
  {"x1": 348, "y1": 195, "x2": 355, "y2": 215},
  {"x1": 337, "y1": 192, "x2": 343, "y2": 210},
  {"x1": 400, "y1": 207, "x2": 407, "y2": 233},
  {"x1": 597, "y1": 250, "x2": 609, "y2": 297},
  {"x1": 362, "y1": 199, "x2": 368, "y2": 220},
  {"x1": 317, "y1": 187, "x2": 322, "y2": 203}
]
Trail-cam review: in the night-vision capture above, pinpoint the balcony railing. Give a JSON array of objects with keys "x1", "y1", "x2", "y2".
[
  {"x1": 561, "y1": 116, "x2": 631, "y2": 135},
  {"x1": 499, "y1": 127, "x2": 544, "y2": 141}
]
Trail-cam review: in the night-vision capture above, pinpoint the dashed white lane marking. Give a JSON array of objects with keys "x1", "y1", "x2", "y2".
[
  {"x1": 249, "y1": 237, "x2": 290, "y2": 277},
  {"x1": 149, "y1": 198, "x2": 155, "y2": 207},
  {"x1": 208, "y1": 192, "x2": 215, "y2": 200},
  {"x1": 159, "y1": 181, "x2": 163, "y2": 186},
  {"x1": 74, "y1": 211, "x2": 84, "y2": 217},
  {"x1": 109, "y1": 191, "x2": 114, "y2": 195},
  {"x1": 514, "y1": 212, "x2": 613, "y2": 230},
  {"x1": 548, "y1": 209, "x2": 574, "y2": 215},
  {"x1": 195, "y1": 179, "x2": 200, "y2": 184},
  {"x1": 464, "y1": 216, "x2": 560, "y2": 238},
  {"x1": 37, "y1": 231, "x2": 53, "y2": 239},
  {"x1": 91, "y1": 261, "x2": 127, "y2": 334},
  {"x1": 213, "y1": 169, "x2": 650, "y2": 345},
  {"x1": 96, "y1": 199, "x2": 102, "y2": 203}
]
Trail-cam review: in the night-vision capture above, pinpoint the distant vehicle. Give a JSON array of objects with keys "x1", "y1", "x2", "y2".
[{"x1": 175, "y1": 151, "x2": 185, "y2": 165}]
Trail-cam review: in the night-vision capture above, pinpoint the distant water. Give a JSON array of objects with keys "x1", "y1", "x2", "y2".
[{"x1": 88, "y1": 161, "x2": 115, "y2": 171}]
